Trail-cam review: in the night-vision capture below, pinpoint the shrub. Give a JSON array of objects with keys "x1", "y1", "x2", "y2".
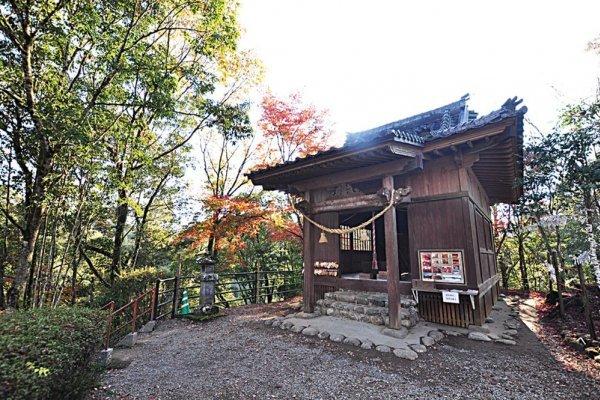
[
  {"x1": 0, "y1": 307, "x2": 105, "y2": 400},
  {"x1": 95, "y1": 266, "x2": 166, "y2": 307}
]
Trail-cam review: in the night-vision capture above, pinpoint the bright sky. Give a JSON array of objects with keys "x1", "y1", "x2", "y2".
[
  {"x1": 183, "y1": 0, "x2": 600, "y2": 216},
  {"x1": 238, "y1": 0, "x2": 600, "y2": 140}
]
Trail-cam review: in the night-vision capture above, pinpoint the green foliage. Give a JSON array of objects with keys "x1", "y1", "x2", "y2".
[
  {"x1": 95, "y1": 267, "x2": 166, "y2": 307},
  {"x1": 0, "y1": 307, "x2": 105, "y2": 400}
]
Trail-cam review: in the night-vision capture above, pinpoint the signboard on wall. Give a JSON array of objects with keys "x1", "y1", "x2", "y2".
[
  {"x1": 419, "y1": 250, "x2": 465, "y2": 284},
  {"x1": 442, "y1": 290, "x2": 460, "y2": 303}
]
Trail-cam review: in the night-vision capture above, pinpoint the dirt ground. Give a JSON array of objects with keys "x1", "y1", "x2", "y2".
[{"x1": 90, "y1": 300, "x2": 600, "y2": 400}]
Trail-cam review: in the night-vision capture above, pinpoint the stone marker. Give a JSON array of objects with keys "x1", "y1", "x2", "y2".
[
  {"x1": 302, "y1": 327, "x2": 319, "y2": 336},
  {"x1": 393, "y1": 348, "x2": 418, "y2": 360},
  {"x1": 375, "y1": 345, "x2": 391, "y2": 353},
  {"x1": 468, "y1": 331, "x2": 491, "y2": 341}
]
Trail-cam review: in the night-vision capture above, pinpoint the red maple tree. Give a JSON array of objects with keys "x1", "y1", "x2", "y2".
[{"x1": 255, "y1": 91, "x2": 333, "y2": 169}]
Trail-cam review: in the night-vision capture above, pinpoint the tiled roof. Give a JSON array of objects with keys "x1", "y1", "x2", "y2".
[{"x1": 248, "y1": 95, "x2": 526, "y2": 178}]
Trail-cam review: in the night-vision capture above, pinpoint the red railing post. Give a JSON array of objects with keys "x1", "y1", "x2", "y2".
[
  {"x1": 151, "y1": 280, "x2": 159, "y2": 320},
  {"x1": 132, "y1": 297, "x2": 138, "y2": 333}
]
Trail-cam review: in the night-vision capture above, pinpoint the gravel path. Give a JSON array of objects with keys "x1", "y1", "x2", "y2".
[{"x1": 92, "y1": 301, "x2": 600, "y2": 400}]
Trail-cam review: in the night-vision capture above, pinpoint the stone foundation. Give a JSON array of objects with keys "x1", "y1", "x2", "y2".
[{"x1": 314, "y1": 290, "x2": 419, "y2": 328}]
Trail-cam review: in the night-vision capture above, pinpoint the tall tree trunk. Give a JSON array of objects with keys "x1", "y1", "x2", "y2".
[
  {"x1": 537, "y1": 223, "x2": 565, "y2": 318},
  {"x1": 0, "y1": 150, "x2": 12, "y2": 310},
  {"x1": 517, "y1": 232, "x2": 529, "y2": 292},
  {"x1": 111, "y1": 187, "x2": 128, "y2": 283},
  {"x1": 130, "y1": 169, "x2": 170, "y2": 269},
  {"x1": 9, "y1": 155, "x2": 51, "y2": 308},
  {"x1": 576, "y1": 260, "x2": 597, "y2": 341}
]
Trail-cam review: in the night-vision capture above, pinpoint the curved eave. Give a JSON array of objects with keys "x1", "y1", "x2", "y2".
[{"x1": 248, "y1": 141, "x2": 422, "y2": 191}]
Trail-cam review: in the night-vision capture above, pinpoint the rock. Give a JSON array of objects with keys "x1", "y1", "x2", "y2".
[
  {"x1": 296, "y1": 312, "x2": 318, "y2": 319},
  {"x1": 361, "y1": 340, "x2": 374, "y2": 350},
  {"x1": 585, "y1": 347, "x2": 600, "y2": 358},
  {"x1": 116, "y1": 332, "x2": 137, "y2": 348},
  {"x1": 282, "y1": 321, "x2": 295, "y2": 330},
  {"x1": 382, "y1": 327, "x2": 408, "y2": 339},
  {"x1": 421, "y1": 336, "x2": 435, "y2": 347},
  {"x1": 139, "y1": 320, "x2": 157, "y2": 333},
  {"x1": 317, "y1": 331, "x2": 330, "y2": 340},
  {"x1": 95, "y1": 348, "x2": 113, "y2": 367},
  {"x1": 488, "y1": 333, "x2": 500, "y2": 340},
  {"x1": 504, "y1": 320, "x2": 519, "y2": 330},
  {"x1": 410, "y1": 344, "x2": 427, "y2": 353},
  {"x1": 263, "y1": 319, "x2": 274, "y2": 326},
  {"x1": 375, "y1": 345, "x2": 392, "y2": 353},
  {"x1": 468, "y1": 324, "x2": 491, "y2": 334},
  {"x1": 393, "y1": 348, "x2": 418, "y2": 360},
  {"x1": 468, "y1": 331, "x2": 491, "y2": 342},
  {"x1": 485, "y1": 317, "x2": 495, "y2": 324},
  {"x1": 496, "y1": 338, "x2": 516, "y2": 345},
  {"x1": 302, "y1": 327, "x2": 319, "y2": 336},
  {"x1": 595, "y1": 355, "x2": 600, "y2": 364},
  {"x1": 443, "y1": 329, "x2": 462, "y2": 337},
  {"x1": 271, "y1": 319, "x2": 282, "y2": 328},
  {"x1": 428, "y1": 330, "x2": 444, "y2": 342},
  {"x1": 492, "y1": 305, "x2": 503, "y2": 311},
  {"x1": 503, "y1": 329, "x2": 518, "y2": 337},
  {"x1": 290, "y1": 324, "x2": 306, "y2": 333},
  {"x1": 330, "y1": 334, "x2": 346, "y2": 343},
  {"x1": 400, "y1": 319, "x2": 413, "y2": 328},
  {"x1": 343, "y1": 337, "x2": 362, "y2": 346},
  {"x1": 326, "y1": 308, "x2": 335, "y2": 316}
]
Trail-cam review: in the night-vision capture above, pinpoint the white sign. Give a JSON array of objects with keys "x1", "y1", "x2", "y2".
[{"x1": 442, "y1": 291, "x2": 460, "y2": 304}]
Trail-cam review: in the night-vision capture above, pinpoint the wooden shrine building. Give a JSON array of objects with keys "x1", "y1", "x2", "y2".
[{"x1": 248, "y1": 95, "x2": 526, "y2": 328}]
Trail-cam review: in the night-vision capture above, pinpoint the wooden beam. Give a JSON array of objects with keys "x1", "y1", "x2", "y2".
[
  {"x1": 383, "y1": 175, "x2": 401, "y2": 330},
  {"x1": 306, "y1": 187, "x2": 412, "y2": 214},
  {"x1": 423, "y1": 122, "x2": 512, "y2": 153},
  {"x1": 303, "y1": 191, "x2": 315, "y2": 313},
  {"x1": 292, "y1": 153, "x2": 423, "y2": 191}
]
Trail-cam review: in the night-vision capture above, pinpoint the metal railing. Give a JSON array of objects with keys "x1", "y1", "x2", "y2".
[
  {"x1": 102, "y1": 287, "x2": 155, "y2": 349},
  {"x1": 102, "y1": 268, "x2": 302, "y2": 346}
]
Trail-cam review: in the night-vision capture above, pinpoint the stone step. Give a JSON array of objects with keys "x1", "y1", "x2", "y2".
[
  {"x1": 316, "y1": 298, "x2": 388, "y2": 325},
  {"x1": 316, "y1": 290, "x2": 419, "y2": 328},
  {"x1": 323, "y1": 289, "x2": 417, "y2": 309}
]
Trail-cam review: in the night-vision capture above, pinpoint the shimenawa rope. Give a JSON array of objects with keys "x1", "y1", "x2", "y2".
[{"x1": 292, "y1": 189, "x2": 396, "y2": 235}]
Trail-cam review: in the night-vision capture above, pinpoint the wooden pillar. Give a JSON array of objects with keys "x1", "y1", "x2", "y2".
[
  {"x1": 383, "y1": 175, "x2": 401, "y2": 329},
  {"x1": 303, "y1": 191, "x2": 315, "y2": 313}
]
